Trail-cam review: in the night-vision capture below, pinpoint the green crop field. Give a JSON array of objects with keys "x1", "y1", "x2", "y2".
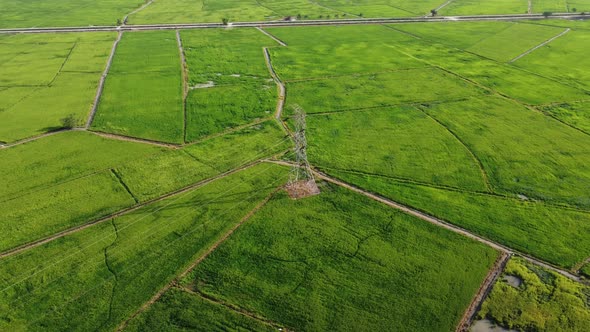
[
  {"x1": 171, "y1": 184, "x2": 498, "y2": 331},
  {"x1": 180, "y1": 29, "x2": 279, "y2": 141},
  {"x1": 3, "y1": 3, "x2": 590, "y2": 332},
  {"x1": 440, "y1": 0, "x2": 528, "y2": 15},
  {"x1": 0, "y1": 33, "x2": 116, "y2": 142},
  {"x1": 92, "y1": 31, "x2": 184, "y2": 143}
]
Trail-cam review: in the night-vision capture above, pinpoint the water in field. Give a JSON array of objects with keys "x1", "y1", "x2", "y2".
[
  {"x1": 503, "y1": 275, "x2": 523, "y2": 288},
  {"x1": 471, "y1": 319, "x2": 518, "y2": 332}
]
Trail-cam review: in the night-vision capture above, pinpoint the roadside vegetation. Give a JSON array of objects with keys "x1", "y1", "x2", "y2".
[{"x1": 477, "y1": 258, "x2": 590, "y2": 331}]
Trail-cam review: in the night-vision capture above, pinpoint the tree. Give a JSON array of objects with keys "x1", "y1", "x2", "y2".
[
  {"x1": 572, "y1": 7, "x2": 577, "y2": 12},
  {"x1": 430, "y1": 9, "x2": 438, "y2": 16},
  {"x1": 297, "y1": 13, "x2": 302, "y2": 20},
  {"x1": 359, "y1": 13, "x2": 363, "y2": 17},
  {"x1": 60, "y1": 114, "x2": 77, "y2": 129},
  {"x1": 221, "y1": 17, "x2": 229, "y2": 25},
  {"x1": 542, "y1": 11, "x2": 552, "y2": 17},
  {"x1": 116, "y1": 18, "x2": 122, "y2": 26}
]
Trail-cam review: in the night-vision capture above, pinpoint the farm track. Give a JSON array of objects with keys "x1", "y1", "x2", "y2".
[
  {"x1": 509, "y1": 28, "x2": 570, "y2": 62},
  {"x1": 528, "y1": 0, "x2": 533, "y2": 14},
  {"x1": 86, "y1": 31, "x2": 122, "y2": 129},
  {"x1": 0, "y1": 128, "x2": 84, "y2": 149},
  {"x1": 262, "y1": 45, "x2": 290, "y2": 135},
  {"x1": 175, "y1": 30, "x2": 189, "y2": 143},
  {"x1": 573, "y1": 256, "x2": 590, "y2": 273},
  {"x1": 264, "y1": 159, "x2": 583, "y2": 282},
  {"x1": 455, "y1": 252, "x2": 511, "y2": 332},
  {"x1": 115, "y1": 187, "x2": 282, "y2": 331},
  {"x1": 179, "y1": 286, "x2": 286, "y2": 329},
  {"x1": 0, "y1": 14, "x2": 588, "y2": 34},
  {"x1": 0, "y1": 160, "x2": 268, "y2": 261},
  {"x1": 434, "y1": 0, "x2": 455, "y2": 13}
]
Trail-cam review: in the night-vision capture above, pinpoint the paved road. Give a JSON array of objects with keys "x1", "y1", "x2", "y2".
[{"x1": 0, "y1": 13, "x2": 588, "y2": 34}]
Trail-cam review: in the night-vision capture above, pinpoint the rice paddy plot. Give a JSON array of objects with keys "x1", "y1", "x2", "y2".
[
  {"x1": 532, "y1": 0, "x2": 569, "y2": 12},
  {"x1": 0, "y1": 0, "x2": 144, "y2": 28},
  {"x1": 128, "y1": 0, "x2": 274, "y2": 24},
  {"x1": 93, "y1": 31, "x2": 184, "y2": 143},
  {"x1": 0, "y1": 171, "x2": 136, "y2": 253},
  {"x1": 394, "y1": 40, "x2": 588, "y2": 104},
  {"x1": 181, "y1": 184, "x2": 499, "y2": 331},
  {"x1": 540, "y1": 102, "x2": 590, "y2": 133},
  {"x1": 391, "y1": 21, "x2": 514, "y2": 49},
  {"x1": 334, "y1": 171, "x2": 590, "y2": 268},
  {"x1": 466, "y1": 23, "x2": 565, "y2": 62},
  {"x1": 0, "y1": 33, "x2": 116, "y2": 142},
  {"x1": 0, "y1": 130, "x2": 162, "y2": 202},
  {"x1": 439, "y1": 0, "x2": 528, "y2": 15},
  {"x1": 512, "y1": 29, "x2": 590, "y2": 91},
  {"x1": 116, "y1": 121, "x2": 290, "y2": 201},
  {"x1": 423, "y1": 97, "x2": 590, "y2": 208},
  {"x1": 283, "y1": 68, "x2": 481, "y2": 115},
  {"x1": 125, "y1": 288, "x2": 277, "y2": 331},
  {"x1": 0, "y1": 163, "x2": 288, "y2": 331},
  {"x1": 305, "y1": 106, "x2": 488, "y2": 191},
  {"x1": 567, "y1": 0, "x2": 590, "y2": 12},
  {"x1": 268, "y1": 26, "x2": 421, "y2": 80},
  {"x1": 180, "y1": 29, "x2": 279, "y2": 141},
  {"x1": 476, "y1": 258, "x2": 590, "y2": 331},
  {"x1": 186, "y1": 83, "x2": 276, "y2": 141},
  {"x1": 319, "y1": 2, "x2": 415, "y2": 17}
]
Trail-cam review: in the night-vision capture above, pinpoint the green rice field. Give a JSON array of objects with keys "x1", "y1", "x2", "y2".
[{"x1": 2, "y1": 5, "x2": 590, "y2": 332}]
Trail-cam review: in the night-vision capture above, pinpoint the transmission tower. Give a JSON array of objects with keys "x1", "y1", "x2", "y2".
[{"x1": 286, "y1": 105, "x2": 319, "y2": 198}]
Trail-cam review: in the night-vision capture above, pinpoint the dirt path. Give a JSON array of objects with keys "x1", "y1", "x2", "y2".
[
  {"x1": 528, "y1": 0, "x2": 533, "y2": 14},
  {"x1": 0, "y1": 160, "x2": 265, "y2": 260},
  {"x1": 90, "y1": 130, "x2": 180, "y2": 148},
  {"x1": 256, "y1": 27, "x2": 287, "y2": 46},
  {"x1": 510, "y1": 28, "x2": 570, "y2": 63},
  {"x1": 123, "y1": 0, "x2": 154, "y2": 24},
  {"x1": 456, "y1": 252, "x2": 511, "y2": 332},
  {"x1": 115, "y1": 187, "x2": 281, "y2": 331},
  {"x1": 175, "y1": 30, "x2": 189, "y2": 143},
  {"x1": 262, "y1": 47, "x2": 289, "y2": 134},
  {"x1": 86, "y1": 31, "x2": 122, "y2": 129}
]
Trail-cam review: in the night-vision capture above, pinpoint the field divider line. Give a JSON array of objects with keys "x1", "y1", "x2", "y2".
[
  {"x1": 179, "y1": 286, "x2": 286, "y2": 329},
  {"x1": 110, "y1": 169, "x2": 139, "y2": 204},
  {"x1": 509, "y1": 28, "x2": 570, "y2": 63},
  {"x1": 89, "y1": 130, "x2": 180, "y2": 148},
  {"x1": 47, "y1": 41, "x2": 77, "y2": 87},
  {"x1": 115, "y1": 186, "x2": 283, "y2": 331},
  {"x1": 86, "y1": 31, "x2": 122, "y2": 128},
  {"x1": 455, "y1": 252, "x2": 510, "y2": 332},
  {"x1": 0, "y1": 160, "x2": 266, "y2": 261},
  {"x1": 176, "y1": 30, "x2": 189, "y2": 143},
  {"x1": 256, "y1": 27, "x2": 287, "y2": 46},
  {"x1": 123, "y1": 0, "x2": 154, "y2": 25},
  {"x1": 416, "y1": 106, "x2": 493, "y2": 192},
  {"x1": 264, "y1": 159, "x2": 583, "y2": 282},
  {"x1": 434, "y1": 0, "x2": 454, "y2": 13}
]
